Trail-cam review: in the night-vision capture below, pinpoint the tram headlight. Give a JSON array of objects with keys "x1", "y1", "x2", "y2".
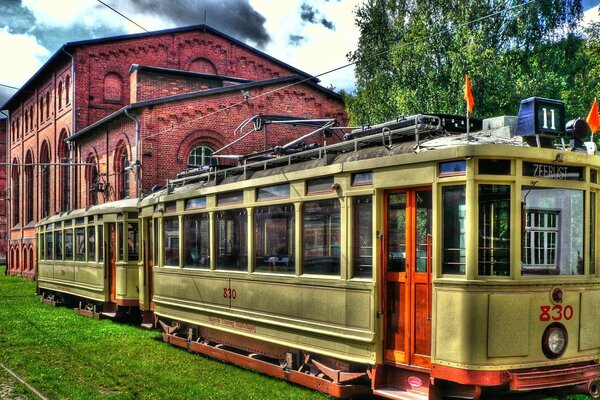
[{"x1": 542, "y1": 323, "x2": 568, "y2": 359}]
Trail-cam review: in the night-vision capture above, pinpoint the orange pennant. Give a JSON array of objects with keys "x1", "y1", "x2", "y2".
[
  {"x1": 587, "y1": 97, "x2": 600, "y2": 135},
  {"x1": 463, "y1": 75, "x2": 475, "y2": 114}
]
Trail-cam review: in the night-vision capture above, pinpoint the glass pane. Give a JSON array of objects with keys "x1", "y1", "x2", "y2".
[
  {"x1": 186, "y1": 197, "x2": 206, "y2": 210},
  {"x1": 591, "y1": 192, "x2": 596, "y2": 275},
  {"x1": 439, "y1": 161, "x2": 466, "y2": 177},
  {"x1": 387, "y1": 193, "x2": 406, "y2": 272},
  {"x1": 478, "y1": 159, "x2": 511, "y2": 175},
  {"x1": 164, "y1": 217, "x2": 180, "y2": 266},
  {"x1": 522, "y1": 187, "x2": 584, "y2": 275},
  {"x1": 352, "y1": 172, "x2": 372, "y2": 186},
  {"x1": 75, "y1": 228, "x2": 85, "y2": 261},
  {"x1": 478, "y1": 185, "x2": 511, "y2": 276},
  {"x1": 87, "y1": 226, "x2": 95, "y2": 262},
  {"x1": 216, "y1": 209, "x2": 247, "y2": 271},
  {"x1": 254, "y1": 204, "x2": 295, "y2": 274},
  {"x1": 257, "y1": 184, "x2": 290, "y2": 201},
  {"x1": 354, "y1": 196, "x2": 373, "y2": 278},
  {"x1": 302, "y1": 200, "x2": 340, "y2": 275},
  {"x1": 184, "y1": 214, "x2": 210, "y2": 268},
  {"x1": 442, "y1": 186, "x2": 466, "y2": 274},
  {"x1": 118, "y1": 222, "x2": 124, "y2": 261},
  {"x1": 98, "y1": 226, "x2": 104, "y2": 263},
  {"x1": 217, "y1": 192, "x2": 243, "y2": 205},
  {"x1": 65, "y1": 230, "x2": 73, "y2": 260},
  {"x1": 128, "y1": 223, "x2": 139, "y2": 261},
  {"x1": 46, "y1": 232, "x2": 53, "y2": 260},
  {"x1": 307, "y1": 177, "x2": 333, "y2": 194},
  {"x1": 54, "y1": 231, "x2": 63, "y2": 261},
  {"x1": 415, "y1": 190, "x2": 432, "y2": 273},
  {"x1": 39, "y1": 234, "x2": 45, "y2": 260}
]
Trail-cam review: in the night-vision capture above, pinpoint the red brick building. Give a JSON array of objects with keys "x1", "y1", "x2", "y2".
[{"x1": 2, "y1": 25, "x2": 347, "y2": 279}]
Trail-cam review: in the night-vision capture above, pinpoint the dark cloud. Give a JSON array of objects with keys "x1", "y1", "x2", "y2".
[
  {"x1": 300, "y1": 3, "x2": 335, "y2": 31},
  {"x1": 125, "y1": 0, "x2": 270, "y2": 47},
  {"x1": 289, "y1": 34, "x2": 306, "y2": 46},
  {"x1": 0, "y1": 0, "x2": 36, "y2": 34}
]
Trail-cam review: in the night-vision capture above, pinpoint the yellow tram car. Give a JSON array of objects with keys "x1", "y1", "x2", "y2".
[{"x1": 37, "y1": 98, "x2": 600, "y2": 399}]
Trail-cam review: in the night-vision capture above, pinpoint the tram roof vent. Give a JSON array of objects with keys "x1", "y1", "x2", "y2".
[{"x1": 481, "y1": 116, "x2": 517, "y2": 139}]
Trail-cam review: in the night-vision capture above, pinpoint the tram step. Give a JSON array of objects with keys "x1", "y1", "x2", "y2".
[
  {"x1": 373, "y1": 386, "x2": 428, "y2": 400},
  {"x1": 140, "y1": 323, "x2": 154, "y2": 330},
  {"x1": 101, "y1": 312, "x2": 117, "y2": 318}
]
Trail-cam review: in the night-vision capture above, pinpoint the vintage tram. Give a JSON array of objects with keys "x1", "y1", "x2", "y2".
[{"x1": 37, "y1": 98, "x2": 600, "y2": 399}]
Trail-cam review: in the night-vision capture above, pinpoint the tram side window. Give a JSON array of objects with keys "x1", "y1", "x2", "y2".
[
  {"x1": 184, "y1": 214, "x2": 210, "y2": 268},
  {"x1": 118, "y1": 222, "x2": 124, "y2": 261},
  {"x1": 522, "y1": 187, "x2": 583, "y2": 275},
  {"x1": 128, "y1": 222, "x2": 139, "y2": 261},
  {"x1": 478, "y1": 185, "x2": 511, "y2": 276},
  {"x1": 254, "y1": 204, "x2": 295, "y2": 274},
  {"x1": 164, "y1": 217, "x2": 180, "y2": 266},
  {"x1": 54, "y1": 231, "x2": 63, "y2": 261},
  {"x1": 45, "y1": 232, "x2": 53, "y2": 260},
  {"x1": 75, "y1": 228, "x2": 85, "y2": 261},
  {"x1": 442, "y1": 186, "x2": 466, "y2": 274},
  {"x1": 98, "y1": 226, "x2": 104, "y2": 263},
  {"x1": 39, "y1": 234, "x2": 44, "y2": 260},
  {"x1": 65, "y1": 229, "x2": 74, "y2": 260},
  {"x1": 353, "y1": 196, "x2": 373, "y2": 278},
  {"x1": 302, "y1": 199, "x2": 341, "y2": 276},
  {"x1": 591, "y1": 192, "x2": 596, "y2": 275},
  {"x1": 87, "y1": 226, "x2": 95, "y2": 261},
  {"x1": 216, "y1": 209, "x2": 247, "y2": 271}
]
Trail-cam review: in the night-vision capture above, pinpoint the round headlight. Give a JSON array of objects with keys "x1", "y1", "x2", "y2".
[{"x1": 542, "y1": 324, "x2": 568, "y2": 359}]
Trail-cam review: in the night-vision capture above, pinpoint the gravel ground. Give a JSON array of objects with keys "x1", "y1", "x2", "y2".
[{"x1": 0, "y1": 369, "x2": 34, "y2": 400}]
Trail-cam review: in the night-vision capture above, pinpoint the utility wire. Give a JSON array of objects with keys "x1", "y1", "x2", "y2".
[
  {"x1": 0, "y1": 83, "x2": 21, "y2": 91},
  {"x1": 96, "y1": 0, "x2": 148, "y2": 32}
]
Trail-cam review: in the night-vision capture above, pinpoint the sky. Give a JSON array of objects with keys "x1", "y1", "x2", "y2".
[{"x1": 0, "y1": 0, "x2": 599, "y2": 109}]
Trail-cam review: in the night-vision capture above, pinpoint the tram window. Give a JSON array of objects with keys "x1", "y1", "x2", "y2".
[
  {"x1": 478, "y1": 185, "x2": 511, "y2": 276},
  {"x1": 128, "y1": 212, "x2": 138, "y2": 220},
  {"x1": 522, "y1": 187, "x2": 584, "y2": 275},
  {"x1": 307, "y1": 177, "x2": 334, "y2": 194},
  {"x1": 65, "y1": 229, "x2": 73, "y2": 260},
  {"x1": 217, "y1": 191, "x2": 243, "y2": 205},
  {"x1": 215, "y1": 209, "x2": 247, "y2": 271},
  {"x1": 45, "y1": 232, "x2": 53, "y2": 260},
  {"x1": 479, "y1": 159, "x2": 511, "y2": 175},
  {"x1": 257, "y1": 184, "x2": 290, "y2": 201},
  {"x1": 302, "y1": 199, "x2": 341, "y2": 276},
  {"x1": 64, "y1": 220, "x2": 72, "y2": 227},
  {"x1": 164, "y1": 202, "x2": 177, "y2": 213},
  {"x1": 98, "y1": 226, "x2": 104, "y2": 263},
  {"x1": 439, "y1": 161, "x2": 466, "y2": 177},
  {"x1": 75, "y1": 217, "x2": 84, "y2": 225},
  {"x1": 186, "y1": 197, "x2": 206, "y2": 210},
  {"x1": 75, "y1": 228, "x2": 85, "y2": 261},
  {"x1": 352, "y1": 172, "x2": 372, "y2": 186},
  {"x1": 184, "y1": 214, "x2": 210, "y2": 268},
  {"x1": 54, "y1": 231, "x2": 63, "y2": 261},
  {"x1": 254, "y1": 204, "x2": 295, "y2": 274},
  {"x1": 118, "y1": 222, "x2": 124, "y2": 261},
  {"x1": 353, "y1": 196, "x2": 373, "y2": 278},
  {"x1": 163, "y1": 217, "x2": 180, "y2": 266},
  {"x1": 591, "y1": 169, "x2": 598, "y2": 184},
  {"x1": 591, "y1": 192, "x2": 596, "y2": 275},
  {"x1": 39, "y1": 234, "x2": 44, "y2": 260},
  {"x1": 442, "y1": 186, "x2": 466, "y2": 274},
  {"x1": 128, "y1": 223, "x2": 139, "y2": 261},
  {"x1": 87, "y1": 226, "x2": 96, "y2": 261},
  {"x1": 387, "y1": 193, "x2": 406, "y2": 273}
]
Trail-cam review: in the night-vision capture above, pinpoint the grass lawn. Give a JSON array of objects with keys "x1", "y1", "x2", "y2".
[{"x1": 0, "y1": 266, "x2": 330, "y2": 400}]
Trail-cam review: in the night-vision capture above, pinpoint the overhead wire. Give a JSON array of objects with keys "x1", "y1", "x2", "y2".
[{"x1": 95, "y1": 0, "x2": 148, "y2": 32}]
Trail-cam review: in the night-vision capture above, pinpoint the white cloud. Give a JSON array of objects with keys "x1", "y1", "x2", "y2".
[
  {"x1": 21, "y1": 0, "x2": 121, "y2": 29},
  {"x1": 583, "y1": 5, "x2": 600, "y2": 27},
  {"x1": 0, "y1": 26, "x2": 49, "y2": 87}
]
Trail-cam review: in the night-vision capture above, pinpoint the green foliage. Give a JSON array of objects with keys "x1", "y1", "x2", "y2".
[
  {"x1": 347, "y1": 0, "x2": 591, "y2": 125},
  {"x1": 0, "y1": 268, "x2": 328, "y2": 400}
]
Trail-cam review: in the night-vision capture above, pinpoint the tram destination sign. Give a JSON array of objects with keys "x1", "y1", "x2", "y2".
[{"x1": 523, "y1": 162, "x2": 583, "y2": 181}]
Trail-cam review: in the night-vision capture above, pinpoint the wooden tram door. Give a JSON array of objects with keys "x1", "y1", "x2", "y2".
[
  {"x1": 107, "y1": 223, "x2": 117, "y2": 302},
  {"x1": 384, "y1": 188, "x2": 432, "y2": 368}
]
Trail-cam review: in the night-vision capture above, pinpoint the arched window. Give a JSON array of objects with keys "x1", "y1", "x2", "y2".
[
  {"x1": 45, "y1": 92, "x2": 50, "y2": 118},
  {"x1": 86, "y1": 155, "x2": 99, "y2": 206},
  {"x1": 39, "y1": 97, "x2": 44, "y2": 122},
  {"x1": 40, "y1": 142, "x2": 51, "y2": 218},
  {"x1": 65, "y1": 75, "x2": 70, "y2": 105},
  {"x1": 104, "y1": 72, "x2": 123, "y2": 103},
  {"x1": 11, "y1": 160, "x2": 19, "y2": 227},
  {"x1": 29, "y1": 106, "x2": 33, "y2": 131},
  {"x1": 25, "y1": 151, "x2": 34, "y2": 224},
  {"x1": 24, "y1": 110, "x2": 28, "y2": 132},
  {"x1": 115, "y1": 145, "x2": 130, "y2": 200},
  {"x1": 58, "y1": 130, "x2": 70, "y2": 212},
  {"x1": 58, "y1": 81, "x2": 63, "y2": 110},
  {"x1": 188, "y1": 145, "x2": 217, "y2": 168}
]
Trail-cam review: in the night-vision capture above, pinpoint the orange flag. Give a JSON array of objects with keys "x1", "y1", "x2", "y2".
[
  {"x1": 587, "y1": 97, "x2": 600, "y2": 135},
  {"x1": 463, "y1": 74, "x2": 475, "y2": 113}
]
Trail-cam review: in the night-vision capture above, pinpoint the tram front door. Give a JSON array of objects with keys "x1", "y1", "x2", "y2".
[{"x1": 384, "y1": 188, "x2": 432, "y2": 368}]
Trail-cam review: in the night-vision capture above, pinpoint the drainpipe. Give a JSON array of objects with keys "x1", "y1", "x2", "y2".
[
  {"x1": 1, "y1": 110, "x2": 9, "y2": 267},
  {"x1": 124, "y1": 108, "x2": 140, "y2": 199},
  {"x1": 61, "y1": 47, "x2": 75, "y2": 211}
]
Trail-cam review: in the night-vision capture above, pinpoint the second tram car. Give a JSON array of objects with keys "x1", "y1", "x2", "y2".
[{"x1": 36, "y1": 98, "x2": 600, "y2": 399}]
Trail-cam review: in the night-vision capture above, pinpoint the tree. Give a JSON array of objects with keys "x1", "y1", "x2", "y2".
[{"x1": 347, "y1": 0, "x2": 584, "y2": 125}]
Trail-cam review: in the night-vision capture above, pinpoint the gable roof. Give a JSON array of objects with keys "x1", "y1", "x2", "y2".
[
  {"x1": 67, "y1": 75, "x2": 343, "y2": 142},
  {"x1": 2, "y1": 24, "x2": 317, "y2": 110}
]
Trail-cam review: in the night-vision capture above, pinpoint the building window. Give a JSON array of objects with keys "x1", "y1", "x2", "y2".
[
  {"x1": 87, "y1": 160, "x2": 99, "y2": 206},
  {"x1": 59, "y1": 137, "x2": 70, "y2": 211},
  {"x1": 39, "y1": 97, "x2": 44, "y2": 122},
  {"x1": 24, "y1": 110, "x2": 28, "y2": 132},
  {"x1": 65, "y1": 75, "x2": 70, "y2": 105},
  {"x1": 58, "y1": 81, "x2": 63, "y2": 109},
  {"x1": 25, "y1": 151, "x2": 34, "y2": 224},
  {"x1": 45, "y1": 92, "x2": 50, "y2": 118},
  {"x1": 29, "y1": 106, "x2": 33, "y2": 131},
  {"x1": 40, "y1": 143, "x2": 51, "y2": 218},
  {"x1": 11, "y1": 162, "x2": 19, "y2": 227},
  {"x1": 188, "y1": 145, "x2": 216, "y2": 168},
  {"x1": 120, "y1": 153, "x2": 129, "y2": 199},
  {"x1": 104, "y1": 72, "x2": 123, "y2": 103}
]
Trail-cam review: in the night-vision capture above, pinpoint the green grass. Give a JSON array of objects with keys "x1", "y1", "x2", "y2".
[{"x1": 0, "y1": 266, "x2": 330, "y2": 400}]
